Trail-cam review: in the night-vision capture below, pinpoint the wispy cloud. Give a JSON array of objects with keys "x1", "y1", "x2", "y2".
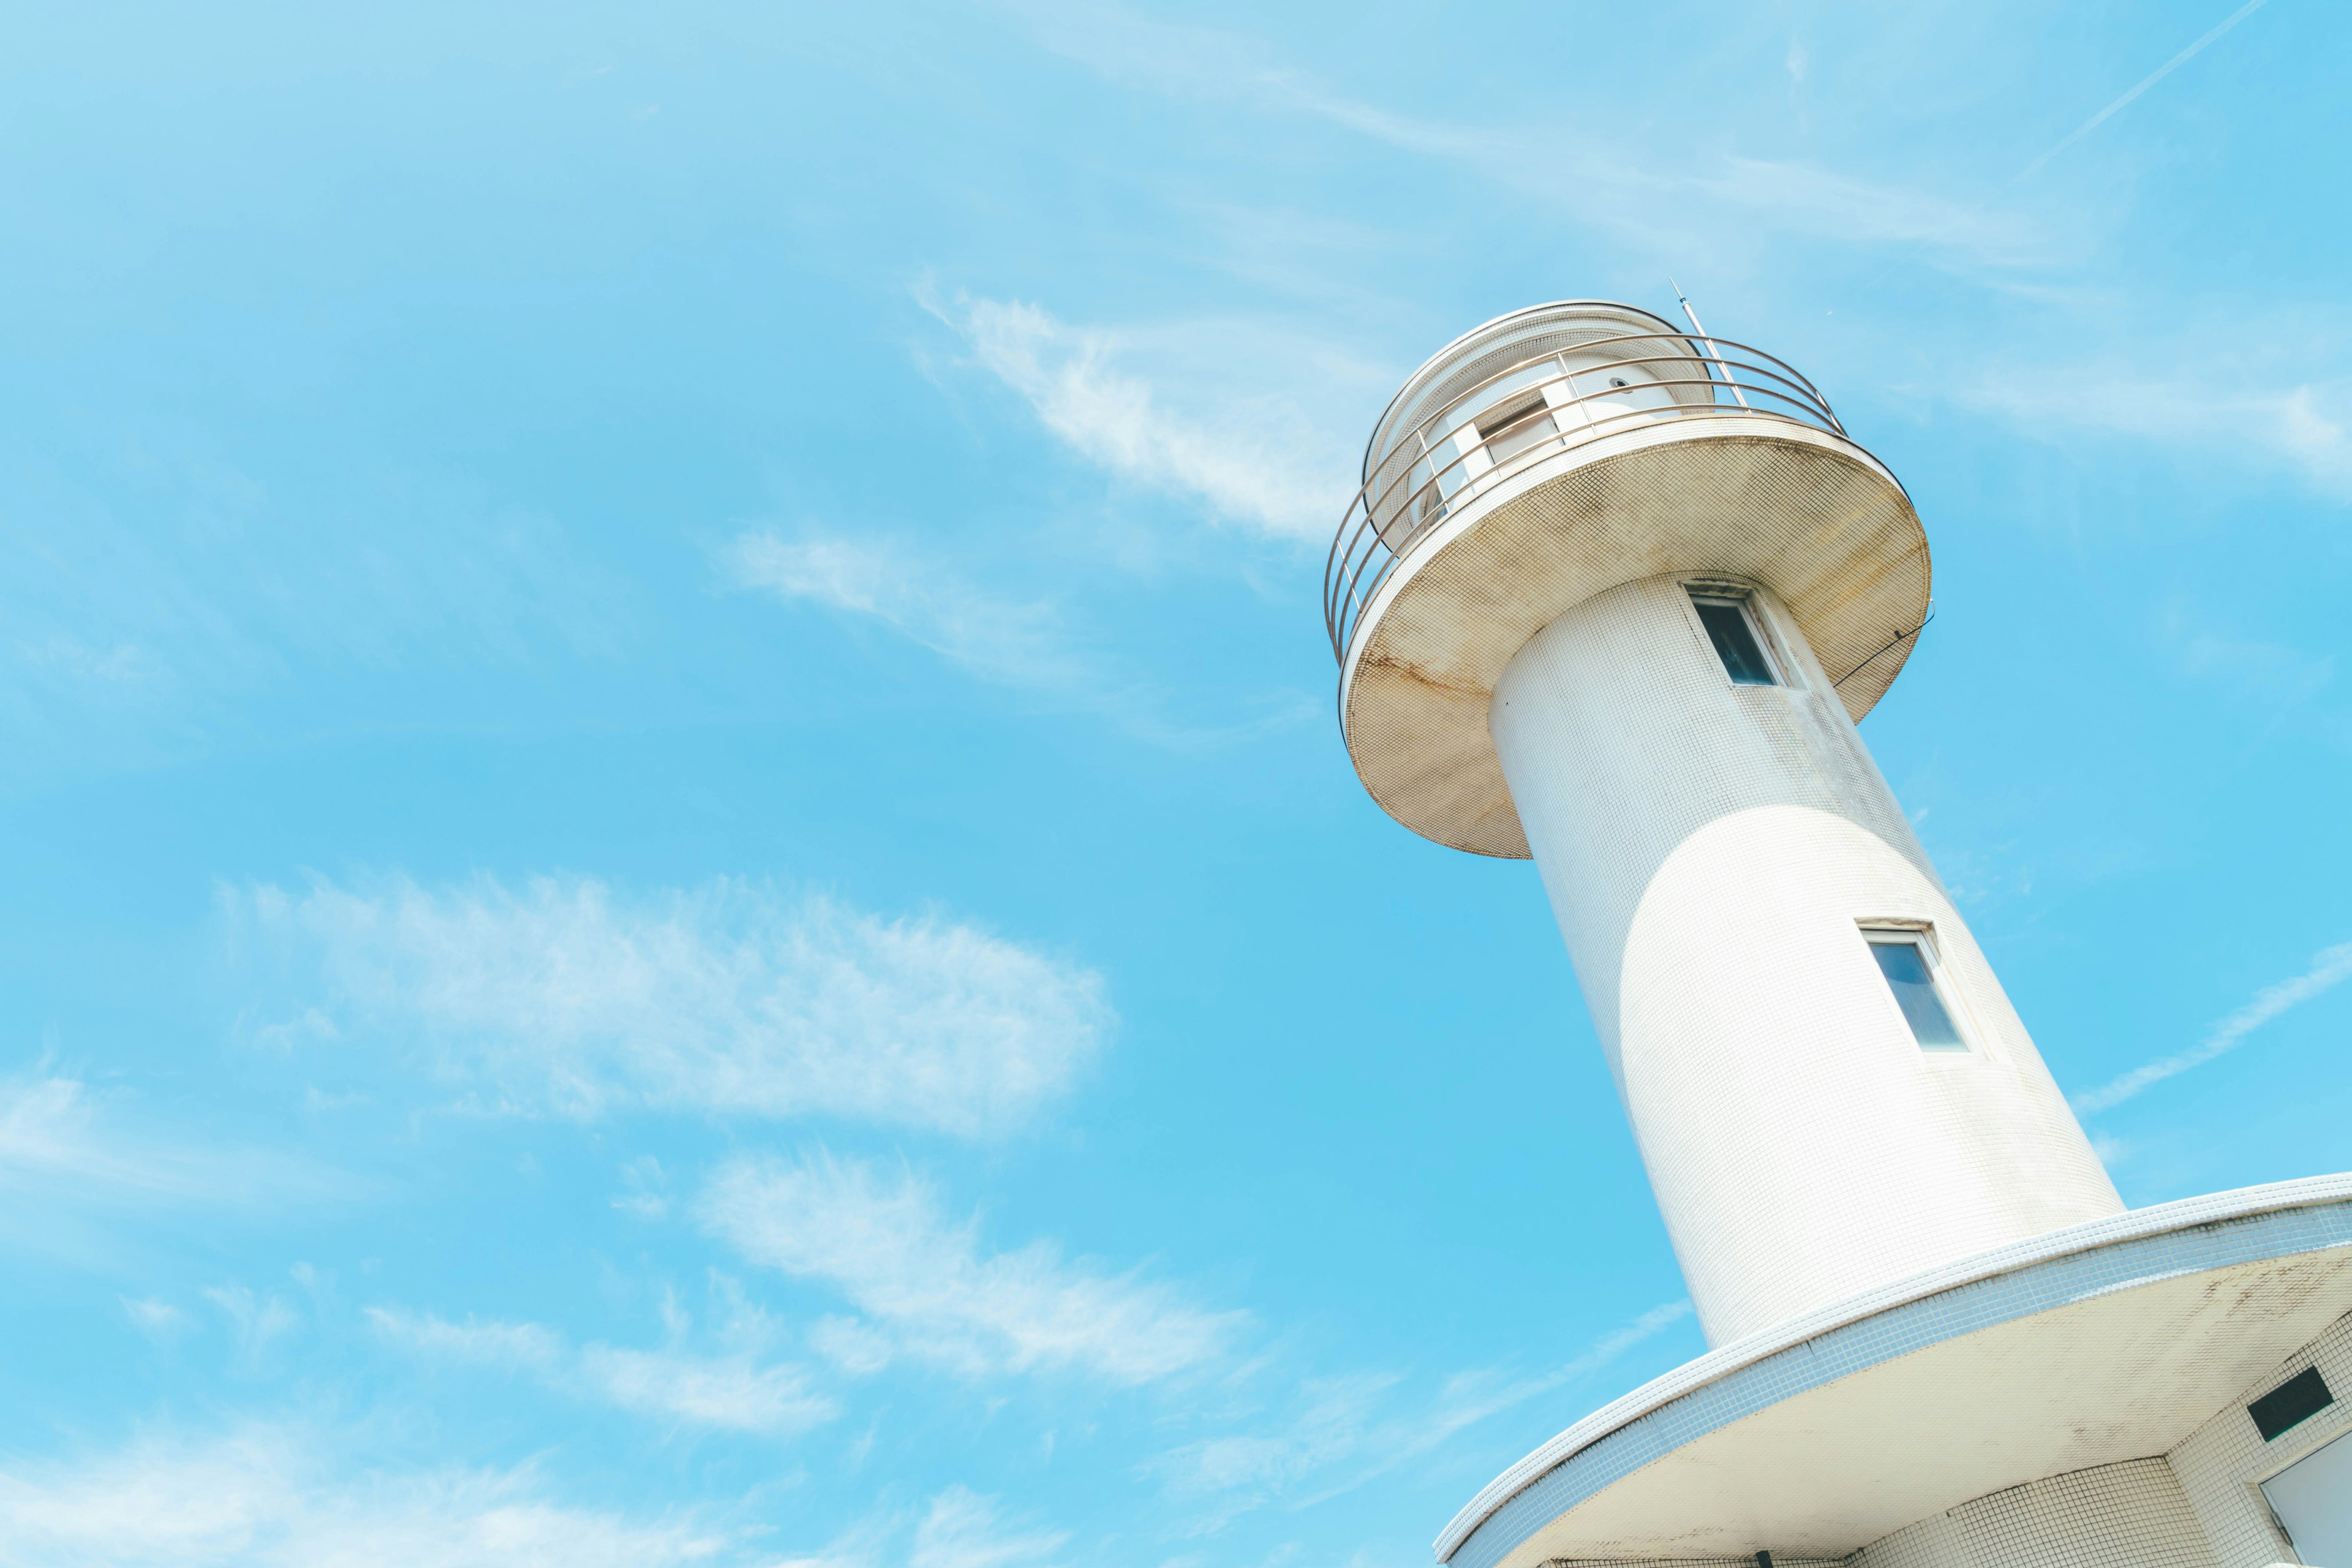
[
  {"x1": 0, "y1": 1074, "x2": 339, "y2": 1208},
  {"x1": 226, "y1": 875, "x2": 1110, "y2": 1139},
  {"x1": 2162, "y1": 601, "x2": 2335, "y2": 707},
  {"x1": 1687, "y1": 159, "x2": 2036, "y2": 259},
  {"x1": 2076, "y1": 939, "x2": 2352, "y2": 1112},
  {"x1": 1148, "y1": 1300, "x2": 1689, "y2": 1526},
  {"x1": 909, "y1": 1487, "x2": 1067, "y2": 1568},
  {"x1": 699, "y1": 1150, "x2": 1245, "y2": 1387},
  {"x1": 918, "y1": 285, "x2": 1360, "y2": 540},
  {"x1": 0, "y1": 1420, "x2": 744, "y2": 1567},
  {"x1": 724, "y1": 527, "x2": 1317, "y2": 748},
  {"x1": 1001, "y1": 0, "x2": 2043, "y2": 268},
  {"x1": 121, "y1": 1296, "x2": 191, "y2": 1344},
  {"x1": 725, "y1": 532, "x2": 1090, "y2": 691},
  {"x1": 0, "y1": 1072, "x2": 358, "y2": 1265},
  {"x1": 614, "y1": 1156, "x2": 671, "y2": 1219},
  {"x1": 369, "y1": 1304, "x2": 838, "y2": 1436},
  {"x1": 0, "y1": 438, "x2": 634, "y2": 788},
  {"x1": 19, "y1": 636, "x2": 165, "y2": 685},
  {"x1": 1957, "y1": 354, "x2": 2352, "y2": 500},
  {"x1": 2013, "y1": 0, "x2": 2275, "y2": 185},
  {"x1": 204, "y1": 1286, "x2": 302, "y2": 1371}
]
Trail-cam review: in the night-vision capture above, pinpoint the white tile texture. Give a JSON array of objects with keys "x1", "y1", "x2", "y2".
[
  {"x1": 2171, "y1": 1306, "x2": 2352, "y2": 1567},
  {"x1": 1488, "y1": 574, "x2": 2121, "y2": 1345},
  {"x1": 1541, "y1": 1561, "x2": 1841, "y2": 1567},
  {"x1": 1532, "y1": 1457, "x2": 2234, "y2": 1568},
  {"x1": 1851, "y1": 1457, "x2": 2218, "y2": 1568}
]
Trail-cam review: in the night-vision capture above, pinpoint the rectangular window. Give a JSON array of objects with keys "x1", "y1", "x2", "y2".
[
  {"x1": 2251, "y1": 1367, "x2": 2335, "y2": 1442},
  {"x1": 1689, "y1": 592, "x2": 1779, "y2": 685},
  {"x1": 1474, "y1": 391, "x2": 1558, "y2": 466},
  {"x1": 1864, "y1": 929, "x2": 1967, "y2": 1051}
]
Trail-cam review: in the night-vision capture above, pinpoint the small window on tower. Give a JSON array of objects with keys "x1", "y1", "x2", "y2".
[
  {"x1": 1689, "y1": 592, "x2": 1779, "y2": 685},
  {"x1": 1863, "y1": 929, "x2": 1968, "y2": 1052},
  {"x1": 1473, "y1": 391, "x2": 1558, "y2": 466}
]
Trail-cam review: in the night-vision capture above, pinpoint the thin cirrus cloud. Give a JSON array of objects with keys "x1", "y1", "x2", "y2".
[
  {"x1": 2075, "y1": 938, "x2": 2352, "y2": 1114},
  {"x1": 938, "y1": 12, "x2": 2058, "y2": 543},
  {"x1": 0, "y1": 1074, "x2": 342, "y2": 1208},
  {"x1": 908, "y1": 1487, "x2": 1068, "y2": 1568},
  {"x1": 998, "y1": 0, "x2": 2045, "y2": 268},
  {"x1": 366, "y1": 1305, "x2": 839, "y2": 1436},
  {"x1": 699, "y1": 1149, "x2": 1246, "y2": 1388},
  {"x1": 916, "y1": 282, "x2": 1363, "y2": 541},
  {"x1": 2010, "y1": 0, "x2": 2275, "y2": 186},
  {"x1": 0, "y1": 1419, "x2": 745, "y2": 1568},
  {"x1": 723, "y1": 529, "x2": 1320, "y2": 750},
  {"x1": 1957, "y1": 349, "x2": 2352, "y2": 502},
  {"x1": 1147, "y1": 1298, "x2": 1691, "y2": 1531},
  {"x1": 725, "y1": 530, "x2": 1091, "y2": 693},
  {"x1": 0, "y1": 1072, "x2": 360, "y2": 1265},
  {"x1": 225, "y1": 874, "x2": 1111, "y2": 1139}
]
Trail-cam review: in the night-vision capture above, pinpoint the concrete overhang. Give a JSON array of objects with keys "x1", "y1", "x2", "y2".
[
  {"x1": 1439, "y1": 1174, "x2": 2352, "y2": 1567},
  {"x1": 1339, "y1": 418, "x2": 1926, "y2": 859}
]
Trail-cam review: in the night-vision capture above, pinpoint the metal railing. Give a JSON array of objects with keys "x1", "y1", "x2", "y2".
[{"x1": 1323, "y1": 332, "x2": 1847, "y2": 664}]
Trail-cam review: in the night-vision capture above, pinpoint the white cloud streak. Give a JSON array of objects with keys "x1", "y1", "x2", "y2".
[
  {"x1": 699, "y1": 1150, "x2": 1244, "y2": 1387},
  {"x1": 205, "y1": 1286, "x2": 301, "y2": 1370},
  {"x1": 918, "y1": 285, "x2": 1359, "y2": 540},
  {"x1": 908, "y1": 1488, "x2": 1067, "y2": 1568},
  {"x1": 0, "y1": 1073, "x2": 359, "y2": 1267},
  {"x1": 1148, "y1": 1299, "x2": 1690, "y2": 1525},
  {"x1": 1960, "y1": 358, "x2": 2352, "y2": 501},
  {"x1": 2013, "y1": 0, "x2": 2275, "y2": 185},
  {"x1": 2162, "y1": 601, "x2": 2336, "y2": 707},
  {"x1": 726, "y1": 532, "x2": 1090, "y2": 692},
  {"x1": 121, "y1": 1296, "x2": 190, "y2": 1343},
  {"x1": 368, "y1": 1305, "x2": 837, "y2": 1436},
  {"x1": 725, "y1": 527, "x2": 1319, "y2": 750},
  {"x1": 0, "y1": 1420, "x2": 741, "y2": 1568},
  {"x1": 0, "y1": 1074, "x2": 342, "y2": 1210},
  {"x1": 2076, "y1": 939, "x2": 2352, "y2": 1113},
  {"x1": 1003, "y1": 0, "x2": 2043, "y2": 268},
  {"x1": 227, "y1": 875, "x2": 1110, "y2": 1139},
  {"x1": 1000, "y1": 1, "x2": 2352, "y2": 507}
]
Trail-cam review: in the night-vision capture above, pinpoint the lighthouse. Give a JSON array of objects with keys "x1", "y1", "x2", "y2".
[{"x1": 1327, "y1": 301, "x2": 2352, "y2": 1566}]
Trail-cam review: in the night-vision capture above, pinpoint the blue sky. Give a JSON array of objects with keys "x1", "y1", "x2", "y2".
[{"x1": 2, "y1": 1, "x2": 2349, "y2": 1562}]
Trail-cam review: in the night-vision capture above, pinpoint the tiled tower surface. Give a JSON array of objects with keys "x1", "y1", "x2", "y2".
[
  {"x1": 1490, "y1": 574, "x2": 2119, "y2": 1344},
  {"x1": 1330, "y1": 299, "x2": 2117, "y2": 1346}
]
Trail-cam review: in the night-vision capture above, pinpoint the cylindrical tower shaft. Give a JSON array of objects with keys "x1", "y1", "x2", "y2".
[{"x1": 1489, "y1": 573, "x2": 2120, "y2": 1344}]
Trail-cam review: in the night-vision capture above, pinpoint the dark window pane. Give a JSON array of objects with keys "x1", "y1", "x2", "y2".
[
  {"x1": 1871, "y1": 940, "x2": 1966, "y2": 1050},
  {"x1": 1476, "y1": 393, "x2": 1557, "y2": 466},
  {"x1": 1692, "y1": 598, "x2": 1777, "y2": 685},
  {"x1": 2251, "y1": 1367, "x2": 2335, "y2": 1441}
]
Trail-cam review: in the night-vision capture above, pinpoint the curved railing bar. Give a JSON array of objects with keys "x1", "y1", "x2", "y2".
[
  {"x1": 1349, "y1": 342, "x2": 1836, "y2": 518},
  {"x1": 1336, "y1": 372, "x2": 1825, "y2": 633},
  {"x1": 1335, "y1": 352, "x2": 1836, "y2": 630},
  {"x1": 1332, "y1": 354, "x2": 1826, "y2": 636},
  {"x1": 1360, "y1": 331, "x2": 1842, "y2": 486},
  {"x1": 1333, "y1": 376, "x2": 1779, "y2": 654},
  {"x1": 1330, "y1": 396, "x2": 1806, "y2": 660},
  {"x1": 1325, "y1": 334, "x2": 1857, "y2": 665},
  {"x1": 1354, "y1": 350, "x2": 1833, "y2": 549}
]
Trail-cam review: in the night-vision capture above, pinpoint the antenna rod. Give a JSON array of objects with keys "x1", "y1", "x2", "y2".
[{"x1": 1670, "y1": 277, "x2": 1749, "y2": 409}]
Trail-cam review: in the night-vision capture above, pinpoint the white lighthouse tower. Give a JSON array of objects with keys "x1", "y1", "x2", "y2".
[{"x1": 1327, "y1": 301, "x2": 2352, "y2": 1567}]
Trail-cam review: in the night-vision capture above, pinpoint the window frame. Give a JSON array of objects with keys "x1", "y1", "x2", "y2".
[
  {"x1": 1858, "y1": 921, "x2": 1975, "y2": 1055},
  {"x1": 1684, "y1": 584, "x2": 1789, "y2": 688}
]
